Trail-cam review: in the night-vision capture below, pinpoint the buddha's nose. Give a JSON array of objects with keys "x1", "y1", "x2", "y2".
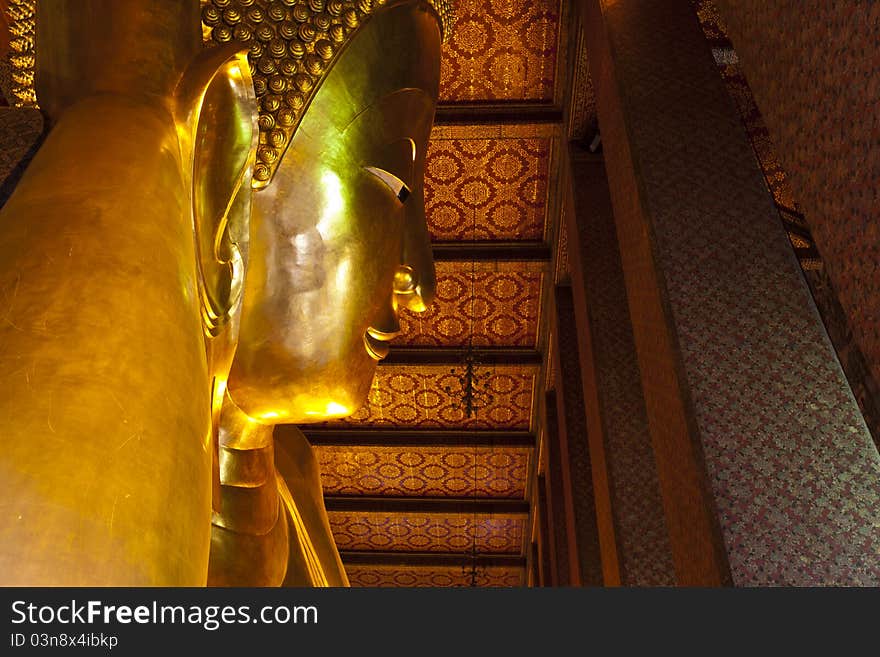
[{"x1": 395, "y1": 181, "x2": 435, "y2": 312}]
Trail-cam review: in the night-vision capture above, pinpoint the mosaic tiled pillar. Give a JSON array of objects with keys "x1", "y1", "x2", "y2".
[
  {"x1": 711, "y1": 0, "x2": 880, "y2": 398},
  {"x1": 581, "y1": 0, "x2": 880, "y2": 585},
  {"x1": 565, "y1": 146, "x2": 676, "y2": 586},
  {"x1": 551, "y1": 286, "x2": 603, "y2": 586},
  {"x1": 542, "y1": 390, "x2": 571, "y2": 586}
]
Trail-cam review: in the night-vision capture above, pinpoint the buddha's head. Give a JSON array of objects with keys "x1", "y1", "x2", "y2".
[{"x1": 205, "y1": 0, "x2": 452, "y2": 423}]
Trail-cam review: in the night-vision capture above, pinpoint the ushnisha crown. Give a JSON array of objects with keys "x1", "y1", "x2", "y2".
[
  {"x1": 5, "y1": 0, "x2": 37, "y2": 108},
  {"x1": 202, "y1": 0, "x2": 455, "y2": 188}
]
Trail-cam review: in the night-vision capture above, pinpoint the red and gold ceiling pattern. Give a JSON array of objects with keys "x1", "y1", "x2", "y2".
[
  {"x1": 331, "y1": 118, "x2": 557, "y2": 585},
  {"x1": 316, "y1": 445, "x2": 531, "y2": 498},
  {"x1": 396, "y1": 262, "x2": 543, "y2": 348},
  {"x1": 439, "y1": 0, "x2": 561, "y2": 102},
  {"x1": 325, "y1": 365, "x2": 535, "y2": 430},
  {"x1": 328, "y1": 511, "x2": 526, "y2": 554},
  {"x1": 425, "y1": 134, "x2": 551, "y2": 241},
  {"x1": 345, "y1": 565, "x2": 525, "y2": 587}
]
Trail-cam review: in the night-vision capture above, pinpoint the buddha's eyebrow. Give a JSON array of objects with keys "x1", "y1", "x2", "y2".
[{"x1": 364, "y1": 166, "x2": 411, "y2": 203}]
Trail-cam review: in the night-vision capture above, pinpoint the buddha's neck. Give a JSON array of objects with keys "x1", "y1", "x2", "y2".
[
  {"x1": 219, "y1": 396, "x2": 275, "y2": 451},
  {"x1": 214, "y1": 397, "x2": 279, "y2": 535}
]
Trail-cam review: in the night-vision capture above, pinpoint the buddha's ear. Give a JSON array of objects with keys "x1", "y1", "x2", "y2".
[
  {"x1": 175, "y1": 45, "x2": 258, "y2": 514},
  {"x1": 175, "y1": 44, "x2": 258, "y2": 337}
]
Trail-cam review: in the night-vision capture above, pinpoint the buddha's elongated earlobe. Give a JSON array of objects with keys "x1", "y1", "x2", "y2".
[
  {"x1": 176, "y1": 44, "x2": 260, "y2": 511},
  {"x1": 176, "y1": 44, "x2": 257, "y2": 339}
]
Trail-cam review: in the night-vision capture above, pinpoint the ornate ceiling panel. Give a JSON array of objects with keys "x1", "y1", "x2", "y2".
[
  {"x1": 322, "y1": 364, "x2": 536, "y2": 430},
  {"x1": 439, "y1": 0, "x2": 561, "y2": 102},
  {"x1": 396, "y1": 262, "x2": 543, "y2": 348},
  {"x1": 328, "y1": 511, "x2": 526, "y2": 554},
  {"x1": 425, "y1": 129, "x2": 552, "y2": 241},
  {"x1": 345, "y1": 564, "x2": 525, "y2": 587},
  {"x1": 316, "y1": 445, "x2": 531, "y2": 498}
]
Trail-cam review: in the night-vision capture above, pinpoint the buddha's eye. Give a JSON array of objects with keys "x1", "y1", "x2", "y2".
[{"x1": 365, "y1": 166, "x2": 411, "y2": 203}]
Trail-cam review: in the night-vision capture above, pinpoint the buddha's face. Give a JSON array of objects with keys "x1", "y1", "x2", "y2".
[{"x1": 227, "y1": 2, "x2": 440, "y2": 423}]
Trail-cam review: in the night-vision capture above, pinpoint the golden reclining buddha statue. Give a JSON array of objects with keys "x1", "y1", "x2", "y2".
[{"x1": 0, "y1": 0, "x2": 452, "y2": 586}]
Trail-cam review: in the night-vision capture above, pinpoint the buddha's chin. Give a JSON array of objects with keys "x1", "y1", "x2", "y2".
[{"x1": 227, "y1": 360, "x2": 377, "y2": 425}]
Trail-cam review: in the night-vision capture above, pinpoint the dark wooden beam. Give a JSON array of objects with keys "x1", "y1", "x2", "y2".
[
  {"x1": 382, "y1": 346, "x2": 542, "y2": 366},
  {"x1": 432, "y1": 240, "x2": 551, "y2": 262},
  {"x1": 340, "y1": 551, "x2": 526, "y2": 569},
  {"x1": 324, "y1": 496, "x2": 530, "y2": 516},
  {"x1": 434, "y1": 103, "x2": 563, "y2": 126},
  {"x1": 301, "y1": 428, "x2": 535, "y2": 448}
]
